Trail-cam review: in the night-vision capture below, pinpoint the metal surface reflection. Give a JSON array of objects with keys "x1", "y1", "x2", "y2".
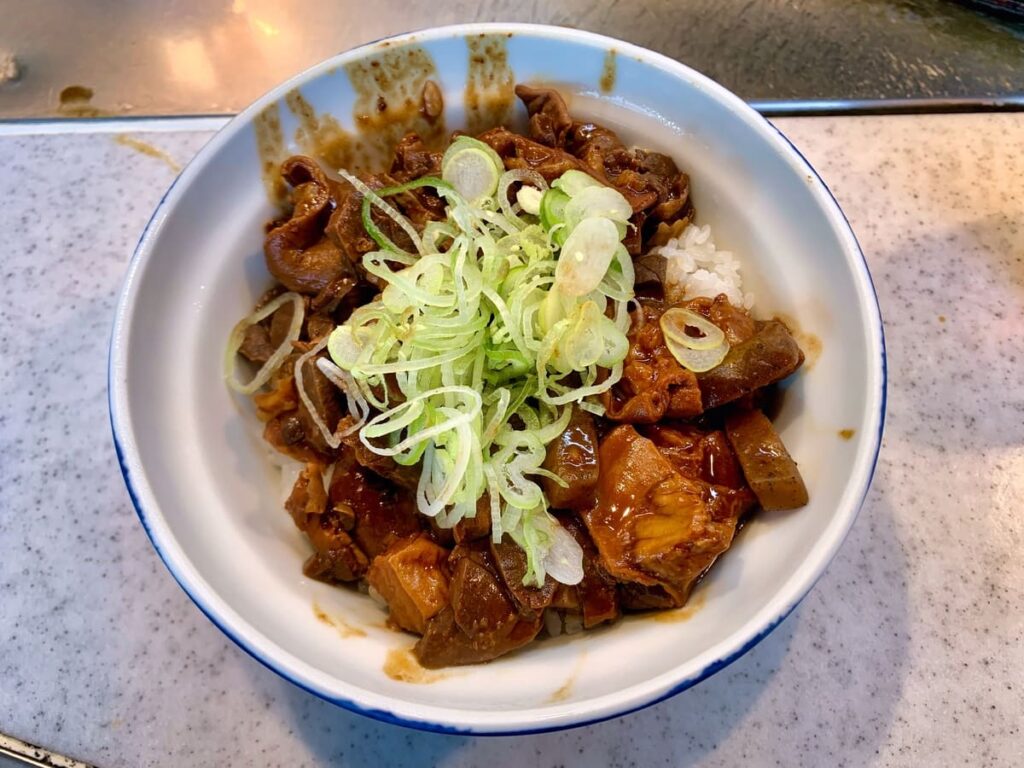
[{"x1": 0, "y1": 0, "x2": 1022, "y2": 118}]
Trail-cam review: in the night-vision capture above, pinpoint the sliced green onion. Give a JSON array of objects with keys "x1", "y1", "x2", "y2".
[
  {"x1": 564, "y1": 185, "x2": 632, "y2": 229},
  {"x1": 294, "y1": 336, "x2": 354, "y2": 450},
  {"x1": 663, "y1": 334, "x2": 730, "y2": 372},
  {"x1": 442, "y1": 136, "x2": 505, "y2": 178},
  {"x1": 317, "y1": 357, "x2": 369, "y2": 433},
  {"x1": 539, "y1": 188, "x2": 569, "y2": 233},
  {"x1": 442, "y1": 147, "x2": 501, "y2": 205},
  {"x1": 326, "y1": 325, "x2": 361, "y2": 368},
  {"x1": 659, "y1": 307, "x2": 727, "y2": 351},
  {"x1": 224, "y1": 292, "x2": 304, "y2": 395},
  {"x1": 337, "y1": 169, "x2": 426, "y2": 256},
  {"x1": 316, "y1": 164, "x2": 635, "y2": 586},
  {"x1": 509, "y1": 508, "x2": 584, "y2": 586},
  {"x1": 554, "y1": 216, "x2": 621, "y2": 297},
  {"x1": 552, "y1": 169, "x2": 603, "y2": 197}
]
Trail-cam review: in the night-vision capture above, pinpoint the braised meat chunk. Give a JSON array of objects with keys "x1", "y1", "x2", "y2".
[
  {"x1": 698, "y1": 320, "x2": 804, "y2": 410},
  {"x1": 265, "y1": 156, "x2": 354, "y2": 295},
  {"x1": 602, "y1": 302, "x2": 703, "y2": 423},
  {"x1": 328, "y1": 451, "x2": 421, "y2": 559},
  {"x1": 368, "y1": 534, "x2": 450, "y2": 634},
  {"x1": 478, "y1": 126, "x2": 590, "y2": 182},
  {"x1": 490, "y1": 535, "x2": 556, "y2": 614},
  {"x1": 724, "y1": 408, "x2": 809, "y2": 511},
  {"x1": 414, "y1": 544, "x2": 543, "y2": 668},
  {"x1": 682, "y1": 294, "x2": 757, "y2": 346},
  {"x1": 303, "y1": 517, "x2": 370, "y2": 583},
  {"x1": 515, "y1": 84, "x2": 573, "y2": 147},
  {"x1": 541, "y1": 406, "x2": 600, "y2": 510},
  {"x1": 338, "y1": 416, "x2": 421, "y2": 491},
  {"x1": 558, "y1": 513, "x2": 620, "y2": 628},
  {"x1": 644, "y1": 424, "x2": 748, "y2": 490},
  {"x1": 514, "y1": 85, "x2": 692, "y2": 253},
  {"x1": 295, "y1": 350, "x2": 343, "y2": 456},
  {"x1": 580, "y1": 425, "x2": 754, "y2": 606}
]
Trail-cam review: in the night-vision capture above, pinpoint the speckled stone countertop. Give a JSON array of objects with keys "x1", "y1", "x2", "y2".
[{"x1": 0, "y1": 114, "x2": 1021, "y2": 768}]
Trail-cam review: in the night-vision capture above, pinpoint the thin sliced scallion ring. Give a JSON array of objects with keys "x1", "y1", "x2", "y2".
[
  {"x1": 224, "y1": 292, "x2": 304, "y2": 395},
  {"x1": 443, "y1": 147, "x2": 501, "y2": 205},
  {"x1": 293, "y1": 336, "x2": 357, "y2": 450},
  {"x1": 498, "y1": 169, "x2": 548, "y2": 220},
  {"x1": 659, "y1": 307, "x2": 726, "y2": 350},
  {"x1": 359, "y1": 386, "x2": 482, "y2": 458},
  {"x1": 317, "y1": 357, "x2": 369, "y2": 434},
  {"x1": 442, "y1": 136, "x2": 505, "y2": 178},
  {"x1": 338, "y1": 170, "x2": 435, "y2": 255},
  {"x1": 663, "y1": 335, "x2": 730, "y2": 373}
]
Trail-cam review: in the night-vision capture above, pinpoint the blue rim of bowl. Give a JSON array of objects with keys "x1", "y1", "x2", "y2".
[{"x1": 108, "y1": 22, "x2": 887, "y2": 735}]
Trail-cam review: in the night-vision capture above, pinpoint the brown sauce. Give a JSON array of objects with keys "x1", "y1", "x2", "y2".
[
  {"x1": 599, "y1": 50, "x2": 617, "y2": 93},
  {"x1": 266, "y1": 46, "x2": 450, "y2": 188},
  {"x1": 383, "y1": 648, "x2": 444, "y2": 683},
  {"x1": 838, "y1": 428, "x2": 856, "y2": 440},
  {"x1": 464, "y1": 34, "x2": 515, "y2": 135},
  {"x1": 777, "y1": 313, "x2": 822, "y2": 371},
  {"x1": 798, "y1": 332, "x2": 823, "y2": 371},
  {"x1": 345, "y1": 46, "x2": 448, "y2": 165},
  {"x1": 284, "y1": 89, "x2": 354, "y2": 172},
  {"x1": 57, "y1": 84, "x2": 106, "y2": 117},
  {"x1": 113, "y1": 135, "x2": 182, "y2": 173},
  {"x1": 547, "y1": 654, "x2": 586, "y2": 703},
  {"x1": 312, "y1": 601, "x2": 367, "y2": 638},
  {"x1": 648, "y1": 589, "x2": 707, "y2": 623},
  {"x1": 253, "y1": 102, "x2": 288, "y2": 206}
]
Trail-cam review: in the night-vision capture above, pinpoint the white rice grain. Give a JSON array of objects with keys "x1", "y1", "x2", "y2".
[
  {"x1": 656, "y1": 223, "x2": 754, "y2": 310},
  {"x1": 543, "y1": 608, "x2": 563, "y2": 638}
]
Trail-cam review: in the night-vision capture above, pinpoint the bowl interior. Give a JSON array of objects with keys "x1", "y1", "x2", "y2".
[{"x1": 114, "y1": 25, "x2": 882, "y2": 732}]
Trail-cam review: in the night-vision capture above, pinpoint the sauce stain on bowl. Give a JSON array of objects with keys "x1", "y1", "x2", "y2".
[
  {"x1": 464, "y1": 34, "x2": 515, "y2": 135},
  {"x1": 383, "y1": 648, "x2": 445, "y2": 684},
  {"x1": 600, "y1": 50, "x2": 617, "y2": 93},
  {"x1": 253, "y1": 102, "x2": 288, "y2": 206},
  {"x1": 546, "y1": 652, "x2": 587, "y2": 703},
  {"x1": 284, "y1": 89, "x2": 354, "y2": 172},
  {"x1": 777, "y1": 312, "x2": 822, "y2": 371},
  {"x1": 313, "y1": 601, "x2": 366, "y2": 639},
  {"x1": 345, "y1": 46, "x2": 448, "y2": 164}
]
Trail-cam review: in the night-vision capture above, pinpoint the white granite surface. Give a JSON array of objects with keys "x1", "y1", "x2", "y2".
[{"x1": 0, "y1": 114, "x2": 1021, "y2": 767}]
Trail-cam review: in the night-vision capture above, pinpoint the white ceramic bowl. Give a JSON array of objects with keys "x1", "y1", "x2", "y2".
[{"x1": 109, "y1": 23, "x2": 885, "y2": 734}]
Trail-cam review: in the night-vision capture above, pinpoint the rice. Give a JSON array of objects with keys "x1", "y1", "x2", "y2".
[{"x1": 656, "y1": 223, "x2": 754, "y2": 310}]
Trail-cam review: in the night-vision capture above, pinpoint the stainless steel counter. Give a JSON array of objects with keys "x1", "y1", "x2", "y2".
[{"x1": 0, "y1": 0, "x2": 1022, "y2": 119}]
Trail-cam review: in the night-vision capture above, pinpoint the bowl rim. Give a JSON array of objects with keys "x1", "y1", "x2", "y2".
[{"x1": 108, "y1": 21, "x2": 886, "y2": 735}]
